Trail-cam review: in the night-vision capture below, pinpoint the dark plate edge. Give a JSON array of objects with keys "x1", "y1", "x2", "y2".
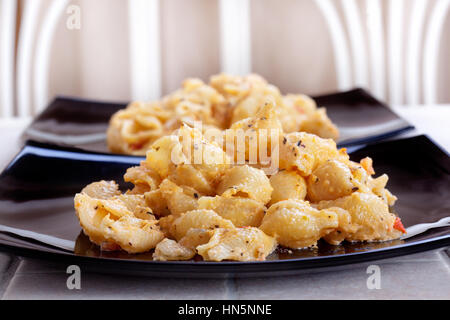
[
  {"x1": 19, "y1": 96, "x2": 128, "y2": 147},
  {"x1": 21, "y1": 88, "x2": 416, "y2": 152},
  {"x1": 337, "y1": 125, "x2": 415, "y2": 148},
  {"x1": 15, "y1": 133, "x2": 446, "y2": 158},
  {"x1": 0, "y1": 233, "x2": 448, "y2": 278}
]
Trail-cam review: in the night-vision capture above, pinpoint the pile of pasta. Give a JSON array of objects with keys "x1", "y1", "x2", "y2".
[
  {"x1": 74, "y1": 102, "x2": 406, "y2": 261},
  {"x1": 107, "y1": 73, "x2": 339, "y2": 155}
]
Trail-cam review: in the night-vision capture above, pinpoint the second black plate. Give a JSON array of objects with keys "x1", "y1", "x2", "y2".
[{"x1": 22, "y1": 88, "x2": 413, "y2": 153}]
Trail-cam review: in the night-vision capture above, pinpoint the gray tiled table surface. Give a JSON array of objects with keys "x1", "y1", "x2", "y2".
[
  {"x1": 0, "y1": 249, "x2": 449, "y2": 299},
  {"x1": 0, "y1": 108, "x2": 449, "y2": 300}
]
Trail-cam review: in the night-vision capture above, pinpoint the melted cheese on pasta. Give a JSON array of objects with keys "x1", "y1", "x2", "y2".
[{"x1": 74, "y1": 75, "x2": 404, "y2": 261}]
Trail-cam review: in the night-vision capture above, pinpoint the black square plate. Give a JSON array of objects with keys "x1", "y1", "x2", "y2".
[
  {"x1": 21, "y1": 88, "x2": 414, "y2": 154},
  {"x1": 0, "y1": 135, "x2": 448, "y2": 278}
]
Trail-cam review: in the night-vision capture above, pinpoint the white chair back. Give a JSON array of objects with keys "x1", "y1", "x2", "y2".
[
  {"x1": 16, "y1": 0, "x2": 69, "y2": 118},
  {"x1": 128, "y1": 0, "x2": 450, "y2": 106},
  {"x1": 314, "y1": 0, "x2": 450, "y2": 105},
  {"x1": 127, "y1": 0, "x2": 252, "y2": 102},
  {"x1": 2, "y1": 0, "x2": 449, "y2": 120}
]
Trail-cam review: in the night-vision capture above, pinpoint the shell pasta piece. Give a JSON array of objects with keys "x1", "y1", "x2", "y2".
[
  {"x1": 153, "y1": 238, "x2": 195, "y2": 261},
  {"x1": 269, "y1": 170, "x2": 307, "y2": 205},
  {"x1": 260, "y1": 199, "x2": 339, "y2": 249},
  {"x1": 169, "y1": 209, "x2": 235, "y2": 241},
  {"x1": 198, "y1": 196, "x2": 266, "y2": 227},
  {"x1": 74, "y1": 192, "x2": 164, "y2": 254},
  {"x1": 197, "y1": 228, "x2": 277, "y2": 262},
  {"x1": 216, "y1": 165, "x2": 273, "y2": 204},
  {"x1": 316, "y1": 193, "x2": 402, "y2": 242},
  {"x1": 306, "y1": 159, "x2": 354, "y2": 202}
]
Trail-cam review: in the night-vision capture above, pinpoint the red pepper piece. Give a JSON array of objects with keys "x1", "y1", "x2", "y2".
[
  {"x1": 129, "y1": 142, "x2": 144, "y2": 151},
  {"x1": 393, "y1": 217, "x2": 406, "y2": 233}
]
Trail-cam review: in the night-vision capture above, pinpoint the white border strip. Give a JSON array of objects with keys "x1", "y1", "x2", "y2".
[
  {"x1": 33, "y1": 0, "x2": 69, "y2": 114},
  {"x1": 128, "y1": 0, "x2": 161, "y2": 101},
  {"x1": 406, "y1": 0, "x2": 428, "y2": 106},
  {"x1": 402, "y1": 217, "x2": 450, "y2": 240},
  {"x1": 219, "y1": 0, "x2": 251, "y2": 75},
  {"x1": 387, "y1": 0, "x2": 404, "y2": 105},
  {"x1": 16, "y1": 0, "x2": 40, "y2": 118},
  {"x1": 0, "y1": 0, "x2": 17, "y2": 118},
  {"x1": 423, "y1": 0, "x2": 450, "y2": 105},
  {"x1": 365, "y1": 0, "x2": 386, "y2": 101},
  {"x1": 341, "y1": 0, "x2": 368, "y2": 89}
]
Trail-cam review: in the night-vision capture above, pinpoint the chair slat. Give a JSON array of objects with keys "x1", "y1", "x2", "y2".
[
  {"x1": 341, "y1": 0, "x2": 368, "y2": 89},
  {"x1": 388, "y1": 0, "x2": 405, "y2": 105},
  {"x1": 406, "y1": 0, "x2": 428, "y2": 105},
  {"x1": 34, "y1": 0, "x2": 70, "y2": 114},
  {"x1": 315, "y1": 0, "x2": 352, "y2": 91},
  {"x1": 365, "y1": 0, "x2": 386, "y2": 101},
  {"x1": 218, "y1": 0, "x2": 251, "y2": 76},
  {"x1": 424, "y1": 0, "x2": 450, "y2": 105},
  {"x1": 128, "y1": 0, "x2": 162, "y2": 101},
  {"x1": 17, "y1": 0, "x2": 40, "y2": 118},
  {"x1": 0, "y1": 0, "x2": 17, "y2": 118}
]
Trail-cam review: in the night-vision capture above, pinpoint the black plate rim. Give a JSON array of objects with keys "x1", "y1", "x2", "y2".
[
  {"x1": 1, "y1": 230, "x2": 449, "y2": 265},
  {"x1": 0, "y1": 134, "x2": 448, "y2": 276}
]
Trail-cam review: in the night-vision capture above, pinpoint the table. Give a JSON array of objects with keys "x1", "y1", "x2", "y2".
[{"x1": 0, "y1": 107, "x2": 448, "y2": 300}]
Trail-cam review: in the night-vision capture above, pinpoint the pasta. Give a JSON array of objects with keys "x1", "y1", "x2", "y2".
[
  {"x1": 198, "y1": 196, "x2": 266, "y2": 227},
  {"x1": 216, "y1": 165, "x2": 273, "y2": 204},
  {"x1": 107, "y1": 73, "x2": 339, "y2": 155},
  {"x1": 74, "y1": 74, "x2": 406, "y2": 262},
  {"x1": 74, "y1": 181, "x2": 164, "y2": 253},
  {"x1": 158, "y1": 179, "x2": 199, "y2": 216},
  {"x1": 169, "y1": 209, "x2": 235, "y2": 241},
  {"x1": 306, "y1": 159, "x2": 354, "y2": 202},
  {"x1": 224, "y1": 101, "x2": 282, "y2": 167},
  {"x1": 178, "y1": 228, "x2": 214, "y2": 250},
  {"x1": 269, "y1": 170, "x2": 307, "y2": 205},
  {"x1": 153, "y1": 238, "x2": 195, "y2": 261},
  {"x1": 196, "y1": 227, "x2": 277, "y2": 262},
  {"x1": 316, "y1": 193, "x2": 402, "y2": 242}
]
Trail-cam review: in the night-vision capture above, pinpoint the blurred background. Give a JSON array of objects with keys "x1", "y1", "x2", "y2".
[{"x1": 0, "y1": 0, "x2": 449, "y2": 119}]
